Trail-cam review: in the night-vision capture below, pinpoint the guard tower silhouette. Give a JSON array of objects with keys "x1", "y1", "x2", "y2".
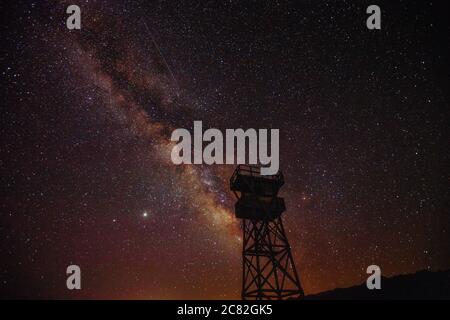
[{"x1": 230, "y1": 165, "x2": 304, "y2": 300}]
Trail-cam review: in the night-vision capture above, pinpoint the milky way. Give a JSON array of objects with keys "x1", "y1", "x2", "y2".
[{"x1": 1, "y1": 1, "x2": 449, "y2": 299}]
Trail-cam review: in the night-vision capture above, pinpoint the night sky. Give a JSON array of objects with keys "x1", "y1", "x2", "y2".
[{"x1": 1, "y1": 0, "x2": 449, "y2": 299}]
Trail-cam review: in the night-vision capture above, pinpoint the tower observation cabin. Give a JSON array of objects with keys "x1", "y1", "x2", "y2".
[{"x1": 230, "y1": 165, "x2": 286, "y2": 220}]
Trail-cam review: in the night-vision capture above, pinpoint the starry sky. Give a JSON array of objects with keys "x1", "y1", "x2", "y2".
[{"x1": 1, "y1": 0, "x2": 449, "y2": 299}]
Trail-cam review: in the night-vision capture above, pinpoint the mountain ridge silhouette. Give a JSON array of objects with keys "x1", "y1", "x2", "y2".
[{"x1": 304, "y1": 269, "x2": 450, "y2": 300}]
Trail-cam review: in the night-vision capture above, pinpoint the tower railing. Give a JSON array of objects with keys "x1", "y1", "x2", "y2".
[{"x1": 230, "y1": 164, "x2": 284, "y2": 185}]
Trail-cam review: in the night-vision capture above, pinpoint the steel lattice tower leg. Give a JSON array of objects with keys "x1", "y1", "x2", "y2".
[{"x1": 241, "y1": 217, "x2": 304, "y2": 300}]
